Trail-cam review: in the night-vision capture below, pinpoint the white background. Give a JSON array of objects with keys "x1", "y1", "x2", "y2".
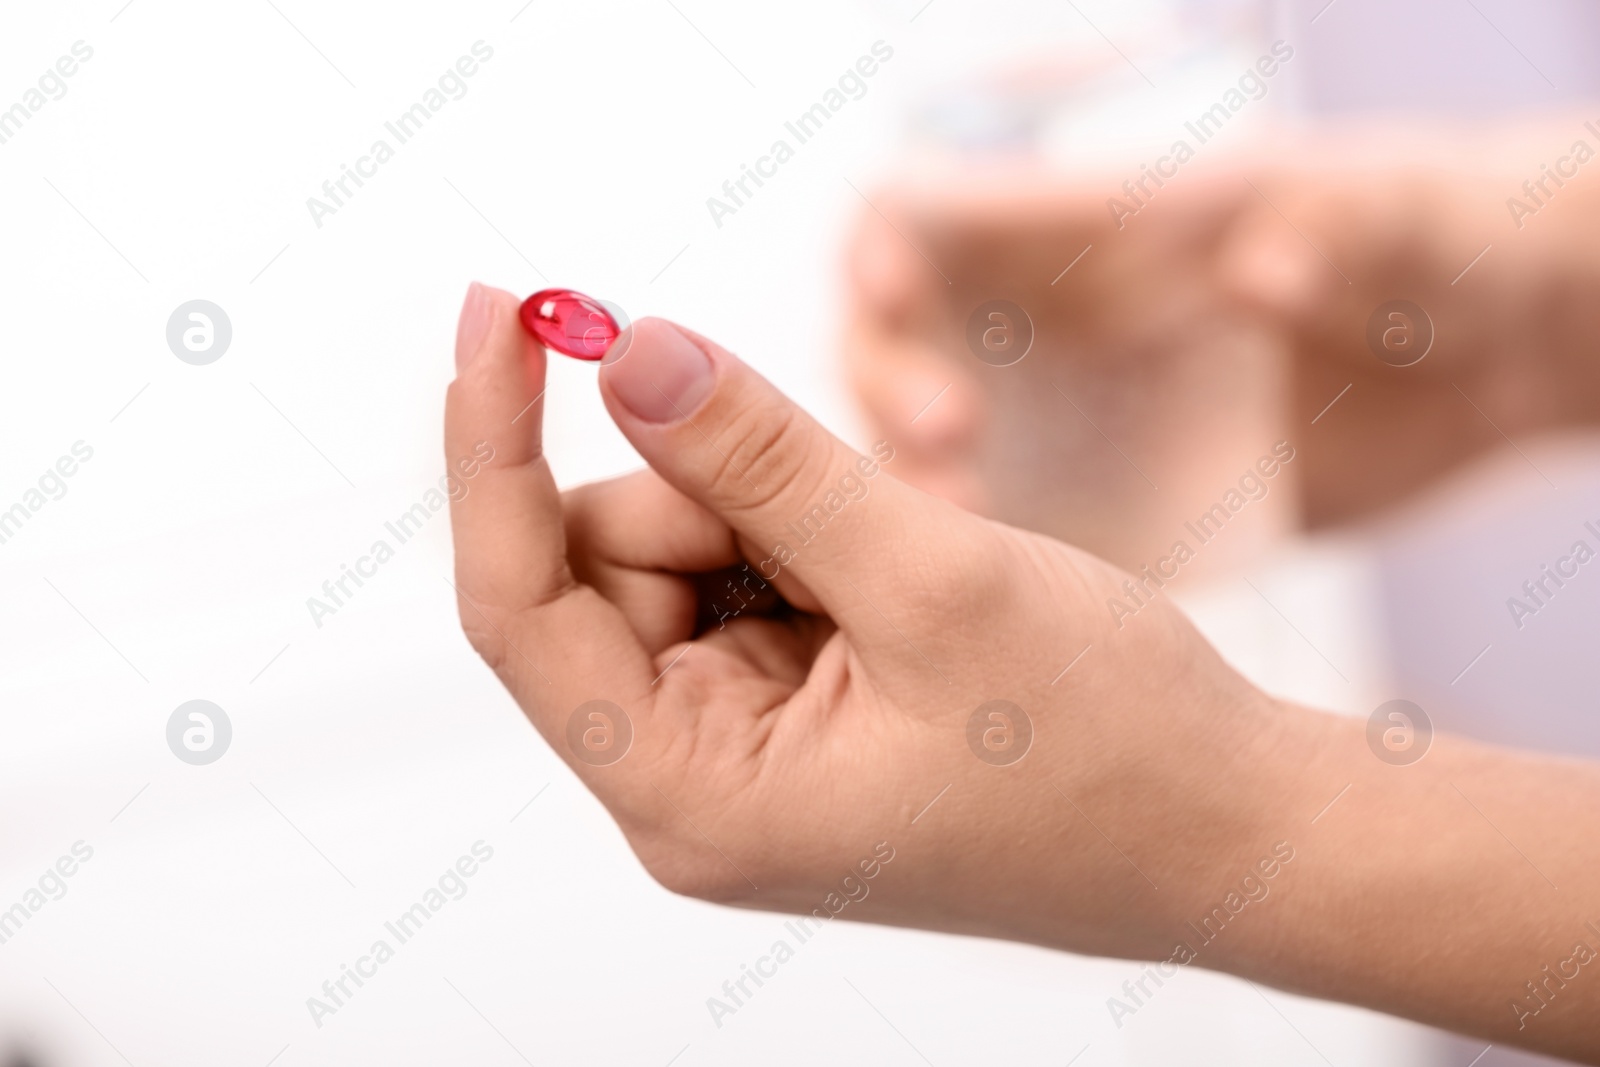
[{"x1": 0, "y1": 0, "x2": 1550, "y2": 1064}]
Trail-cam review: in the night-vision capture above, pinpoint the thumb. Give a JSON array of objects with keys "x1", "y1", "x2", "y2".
[{"x1": 597, "y1": 317, "x2": 968, "y2": 665}]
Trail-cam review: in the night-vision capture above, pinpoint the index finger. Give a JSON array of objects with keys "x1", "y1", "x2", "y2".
[{"x1": 444, "y1": 283, "x2": 657, "y2": 746}]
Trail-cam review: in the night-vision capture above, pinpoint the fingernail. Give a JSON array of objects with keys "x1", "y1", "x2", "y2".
[
  {"x1": 606, "y1": 320, "x2": 715, "y2": 423},
  {"x1": 455, "y1": 282, "x2": 495, "y2": 371}
]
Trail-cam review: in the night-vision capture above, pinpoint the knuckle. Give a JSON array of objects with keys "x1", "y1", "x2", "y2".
[
  {"x1": 954, "y1": 525, "x2": 1022, "y2": 602},
  {"x1": 455, "y1": 595, "x2": 539, "y2": 688},
  {"x1": 706, "y1": 404, "x2": 825, "y2": 517},
  {"x1": 459, "y1": 611, "x2": 510, "y2": 676},
  {"x1": 900, "y1": 519, "x2": 1018, "y2": 617}
]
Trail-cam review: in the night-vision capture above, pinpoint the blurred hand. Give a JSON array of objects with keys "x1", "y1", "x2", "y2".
[
  {"x1": 840, "y1": 168, "x2": 1294, "y2": 576},
  {"x1": 443, "y1": 283, "x2": 1300, "y2": 958},
  {"x1": 1221, "y1": 125, "x2": 1600, "y2": 522},
  {"x1": 842, "y1": 125, "x2": 1600, "y2": 546}
]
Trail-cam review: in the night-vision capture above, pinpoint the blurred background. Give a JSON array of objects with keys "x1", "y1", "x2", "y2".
[{"x1": 1, "y1": 0, "x2": 1596, "y2": 1063}]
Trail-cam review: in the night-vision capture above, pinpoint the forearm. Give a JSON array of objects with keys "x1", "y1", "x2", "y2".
[{"x1": 1221, "y1": 707, "x2": 1600, "y2": 1061}]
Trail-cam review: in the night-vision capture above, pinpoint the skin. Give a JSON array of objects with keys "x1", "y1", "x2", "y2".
[
  {"x1": 843, "y1": 122, "x2": 1600, "y2": 565},
  {"x1": 446, "y1": 284, "x2": 1600, "y2": 1061},
  {"x1": 1217, "y1": 129, "x2": 1600, "y2": 525},
  {"x1": 842, "y1": 166, "x2": 1293, "y2": 579}
]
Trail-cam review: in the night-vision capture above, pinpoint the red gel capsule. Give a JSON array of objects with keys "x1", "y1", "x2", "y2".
[{"x1": 519, "y1": 288, "x2": 619, "y2": 361}]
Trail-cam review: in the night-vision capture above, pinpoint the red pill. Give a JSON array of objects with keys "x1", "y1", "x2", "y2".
[{"x1": 519, "y1": 288, "x2": 619, "y2": 360}]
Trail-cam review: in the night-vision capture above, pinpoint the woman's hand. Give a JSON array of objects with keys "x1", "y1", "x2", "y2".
[
  {"x1": 443, "y1": 284, "x2": 1600, "y2": 1062},
  {"x1": 442, "y1": 283, "x2": 1301, "y2": 960}
]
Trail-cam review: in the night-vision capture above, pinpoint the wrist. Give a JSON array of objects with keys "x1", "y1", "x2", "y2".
[
  {"x1": 1210, "y1": 710, "x2": 1600, "y2": 1054},
  {"x1": 1135, "y1": 695, "x2": 1340, "y2": 975},
  {"x1": 1023, "y1": 686, "x2": 1336, "y2": 965}
]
